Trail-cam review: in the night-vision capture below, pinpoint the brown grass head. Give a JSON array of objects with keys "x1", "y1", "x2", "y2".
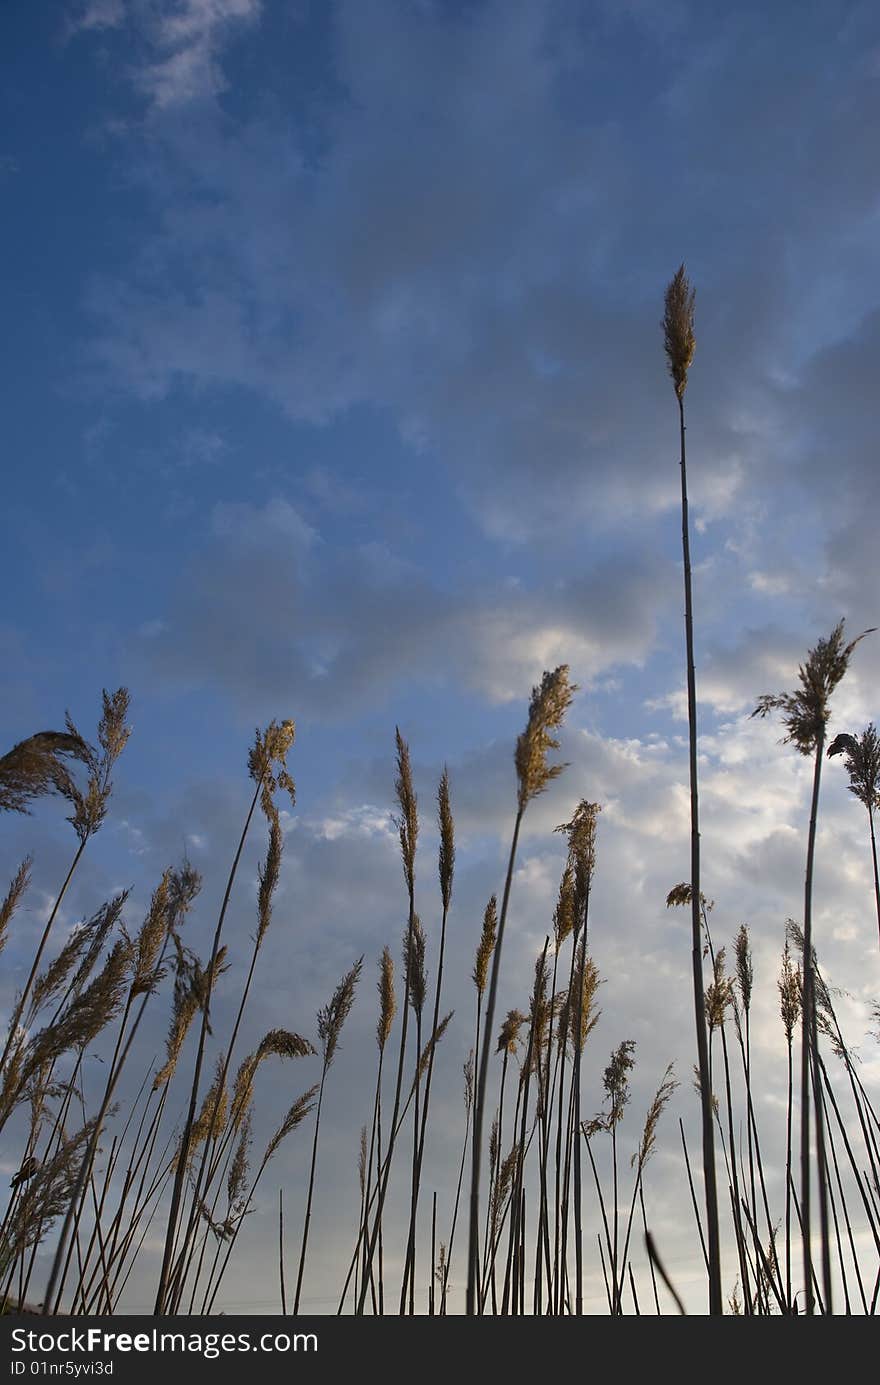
[
  {"x1": 394, "y1": 728, "x2": 419, "y2": 897},
  {"x1": 257, "y1": 810, "x2": 283, "y2": 945},
  {"x1": 248, "y1": 719, "x2": 296, "y2": 817},
  {"x1": 129, "y1": 870, "x2": 172, "y2": 997},
  {"x1": 633, "y1": 1063, "x2": 678, "y2": 1171},
  {"x1": 752, "y1": 620, "x2": 875, "y2": 755},
  {"x1": 556, "y1": 800, "x2": 601, "y2": 915},
  {"x1": 358, "y1": 1124, "x2": 368, "y2": 1199},
  {"x1": 463, "y1": 1049, "x2": 474, "y2": 1113},
  {"x1": 66, "y1": 689, "x2": 131, "y2": 842},
  {"x1": 568, "y1": 943, "x2": 602, "y2": 1054},
  {"x1": 705, "y1": 948, "x2": 734, "y2": 1033},
  {"x1": 472, "y1": 895, "x2": 497, "y2": 997},
  {"x1": 377, "y1": 945, "x2": 396, "y2": 1051},
  {"x1": 552, "y1": 861, "x2": 576, "y2": 949},
  {"x1": 437, "y1": 767, "x2": 455, "y2": 912},
  {"x1": 153, "y1": 941, "x2": 230, "y2": 1090},
  {"x1": 734, "y1": 925, "x2": 753, "y2": 1014},
  {"x1": 602, "y1": 1039, "x2": 636, "y2": 1128},
  {"x1": 496, "y1": 1008, "x2": 527, "y2": 1055},
  {"x1": 317, "y1": 957, "x2": 363, "y2": 1068},
  {"x1": 828, "y1": 723, "x2": 880, "y2": 810},
  {"x1": 416, "y1": 1011, "x2": 453, "y2": 1084},
  {"x1": 662, "y1": 264, "x2": 696, "y2": 399},
  {"x1": 404, "y1": 916, "x2": 427, "y2": 1017},
  {"x1": 0, "y1": 730, "x2": 91, "y2": 817},
  {"x1": 0, "y1": 857, "x2": 32, "y2": 960},
  {"x1": 778, "y1": 939, "x2": 800, "y2": 1044},
  {"x1": 263, "y1": 1084, "x2": 320, "y2": 1165},
  {"x1": 515, "y1": 666, "x2": 576, "y2": 811}
]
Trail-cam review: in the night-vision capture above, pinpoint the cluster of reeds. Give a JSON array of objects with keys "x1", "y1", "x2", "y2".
[{"x1": 1, "y1": 269, "x2": 878, "y2": 1316}]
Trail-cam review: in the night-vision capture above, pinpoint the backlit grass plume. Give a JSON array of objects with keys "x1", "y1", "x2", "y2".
[
  {"x1": 828, "y1": 723, "x2": 880, "y2": 947},
  {"x1": 663, "y1": 264, "x2": 696, "y2": 399},
  {"x1": 515, "y1": 666, "x2": 576, "y2": 811},
  {"x1": 753, "y1": 620, "x2": 874, "y2": 1313},
  {"x1": 473, "y1": 897, "x2": 497, "y2": 998},
  {"x1": 468, "y1": 667, "x2": 575, "y2": 1314},
  {"x1": 294, "y1": 957, "x2": 363, "y2": 1313}
]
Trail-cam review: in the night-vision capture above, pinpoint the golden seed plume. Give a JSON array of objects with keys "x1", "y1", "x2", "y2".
[
  {"x1": 404, "y1": 915, "x2": 427, "y2": 1016},
  {"x1": 130, "y1": 871, "x2": 172, "y2": 998},
  {"x1": 263, "y1": 1084, "x2": 319, "y2": 1165},
  {"x1": 358, "y1": 1125, "x2": 368, "y2": 1199},
  {"x1": 734, "y1": 925, "x2": 753, "y2": 1013},
  {"x1": 153, "y1": 941, "x2": 230, "y2": 1090},
  {"x1": 515, "y1": 666, "x2": 576, "y2": 811},
  {"x1": 377, "y1": 946, "x2": 396, "y2": 1051},
  {"x1": 472, "y1": 895, "x2": 497, "y2": 997},
  {"x1": 257, "y1": 810, "x2": 283, "y2": 944},
  {"x1": 662, "y1": 264, "x2": 696, "y2": 400},
  {"x1": 463, "y1": 1050, "x2": 474, "y2": 1112},
  {"x1": 552, "y1": 861, "x2": 576, "y2": 948},
  {"x1": 496, "y1": 1009, "x2": 527, "y2": 1055},
  {"x1": 66, "y1": 689, "x2": 131, "y2": 843},
  {"x1": 227, "y1": 1110, "x2": 251, "y2": 1212},
  {"x1": 556, "y1": 800, "x2": 601, "y2": 917},
  {"x1": 0, "y1": 731, "x2": 91, "y2": 817},
  {"x1": 0, "y1": 857, "x2": 32, "y2": 960},
  {"x1": 437, "y1": 767, "x2": 455, "y2": 912},
  {"x1": 568, "y1": 943, "x2": 602, "y2": 1054},
  {"x1": 778, "y1": 939, "x2": 800, "y2": 1044},
  {"x1": 828, "y1": 723, "x2": 880, "y2": 810},
  {"x1": 317, "y1": 957, "x2": 363, "y2": 1068},
  {"x1": 248, "y1": 719, "x2": 296, "y2": 817},
  {"x1": 394, "y1": 728, "x2": 419, "y2": 896},
  {"x1": 231, "y1": 1030, "x2": 315, "y2": 1130},
  {"x1": 705, "y1": 948, "x2": 734, "y2": 1033},
  {"x1": 600, "y1": 1039, "x2": 636, "y2": 1129},
  {"x1": 415, "y1": 1011, "x2": 454, "y2": 1084},
  {"x1": 633, "y1": 1064, "x2": 678, "y2": 1171},
  {"x1": 752, "y1": 620, "x2": 875, "y2": 756}
]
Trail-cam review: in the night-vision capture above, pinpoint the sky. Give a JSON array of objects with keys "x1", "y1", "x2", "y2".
[{"x1": 2, "y1": 0, "x2": 880, "y2": 1315}]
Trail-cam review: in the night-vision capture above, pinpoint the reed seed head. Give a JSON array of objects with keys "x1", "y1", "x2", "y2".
[
  {"x1": 662, "y1": 264, "x2": 696, "y2": 400},
  {"x1": 404, "y1": 916, "x2": 427, "y2": 1016},
  {"x1": 752, "y1": 620, "x2": 875, "y2": 756},
  {"x1": 437, "y1": 767, "x2": 455, "y2": 912},
  {"x1": 377, "y1": 945, "x2": 396, "y2": 1051},
  {"x1": 394, "y1": 729, "x2": 419, "y2": 897},
  {"x1": 515, "y1": 666, "x2": 576, "y2": 812},
  {"x1": 828, "y1": 723, "x2": 880, "y2": 811},
  {"x1": 317, "y1": 957, "x2": 363, "y2": 1068},
  {"x1": 473, "y1": 895, "x2": 497, "y2": 997}
]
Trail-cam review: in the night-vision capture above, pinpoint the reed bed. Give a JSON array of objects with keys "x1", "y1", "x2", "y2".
[{"x1": 1, "y1": 271, "x2": 878, "y2": 1316}]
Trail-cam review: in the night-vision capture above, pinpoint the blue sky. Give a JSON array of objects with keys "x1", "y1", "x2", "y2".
[{"x1": 2, "y1": 0, "x2": 880, "y2": 1313}]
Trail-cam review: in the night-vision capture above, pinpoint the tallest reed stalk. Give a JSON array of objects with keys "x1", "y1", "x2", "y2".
[{"x1": 663, "y1": 266, "x2": 723, "y2": 1315}]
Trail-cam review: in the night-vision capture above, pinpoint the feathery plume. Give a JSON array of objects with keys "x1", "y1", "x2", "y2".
[
  {"x1": 263, "y1": 1085, "x2": 320, "y2": 1164},
  {"x1": 496, "y1": 1009, "x2": 527, "y2": 1055},
  {"x1": 752, "y1": 621, "x2": 875, "y2": 755},
  {"x1": 0, "y1": 731, "x2": 91, "y2": 817},
  {"x1": 405, "y1": 916, "x2": 427, "y2": 1016},
  {"x1": 377, "y1": 946, "x2": 396, "y2": 1051},
  {"x1": 394, "y1": 729, "x2": 419, "y2": 896},
  {"x1": 438, "y1": 768, "x2": 455, "y2": 912},
  {"x1": 633, "y1": 1064, "x2": 678, "y2": 1170},
  {"x1": 662, "y1": 264, "x2": 696, "y2": 399},
  {"x1": 317, "y1": 958, "x2": 363, "y2": 1068},
  {"x1": 472, "y1": 896, "x2": 497, "y2": 997},
  {"x1": 0, "y1": 858, "x2": 32, "y2": 958},
  {"x1": 515, "y1": 666, "x2": 576, "y2": 810},
  {"x1": 828, "y1": 724, "x2": 880, "y2": 809},
  {"x1": 734, "y1": 925, "x2": 753, "y2": 1013}
]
